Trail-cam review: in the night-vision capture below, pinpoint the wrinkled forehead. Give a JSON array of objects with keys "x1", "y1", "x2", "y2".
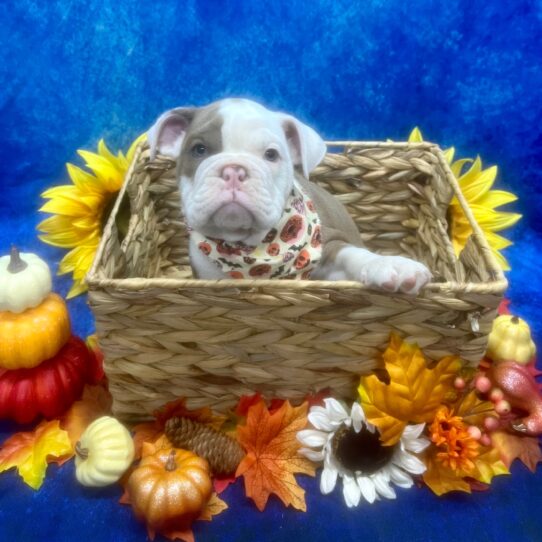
[
  {"x1": 219, "y1": 99, "x2": 284, "y2": 148},
  {"x1": 183, "y1": 99, "x2": 285, "y2": 154}
]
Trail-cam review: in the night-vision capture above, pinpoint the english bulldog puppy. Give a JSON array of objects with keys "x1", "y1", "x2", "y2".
[{"x1": 147, "y1": 99, "x2": 431, "y2": 294}]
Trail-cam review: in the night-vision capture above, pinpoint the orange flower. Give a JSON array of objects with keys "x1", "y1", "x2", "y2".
[{"x1": 430, "y1": 406, "x2": 480, "y2": 473}]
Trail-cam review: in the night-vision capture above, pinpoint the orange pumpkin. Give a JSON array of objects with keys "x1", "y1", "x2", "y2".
[
  {"x1": 127, "y1": 448, "x2": 212, "y2": 531},
  {"x1": 0, "y1": 293, "x2": 71, "y2": 369}
]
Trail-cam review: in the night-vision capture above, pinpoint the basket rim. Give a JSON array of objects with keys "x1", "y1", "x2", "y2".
[{"x1": 87, "y1": 139, "x2": 508, "y2": 296}]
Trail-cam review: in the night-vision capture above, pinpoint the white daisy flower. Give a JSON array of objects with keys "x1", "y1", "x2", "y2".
[{"x1": 297, "y1": 398, "x2": 430, "y2": 507}]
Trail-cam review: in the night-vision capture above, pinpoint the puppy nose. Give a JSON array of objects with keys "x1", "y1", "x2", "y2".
[{"x1": 221, "y1": 165, "x2": 247, "y2": 186}]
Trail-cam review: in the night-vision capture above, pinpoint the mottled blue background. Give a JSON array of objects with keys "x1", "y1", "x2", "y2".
[{"x1": 1, "y1": 1, "x2": 541, "y2": 541}]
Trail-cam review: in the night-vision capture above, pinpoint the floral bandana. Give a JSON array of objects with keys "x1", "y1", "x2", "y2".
[{"x1": 191, "y1": 182, "x2": 322, "y2": 279}]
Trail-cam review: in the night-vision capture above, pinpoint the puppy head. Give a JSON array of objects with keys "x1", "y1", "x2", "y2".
[{"x1": 147, "y1": 99, "x2": 326, "y2": 243}]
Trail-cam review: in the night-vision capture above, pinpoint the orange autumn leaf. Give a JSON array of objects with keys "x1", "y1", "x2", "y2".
[
  {"x1": 141, "y1": 435, "x2": 173, "y2": 458},
  {"x1": 423, "y1": 445, "x2": 509, "y2": 496},
  {"x1": 132, "y1": 422, "x2": 164, "y2": 460},
  {"x1": 491, "y1": 430, "x2": 542, "y2": 472},
  {"x1": 236, "y1": 400, "x2": 315, "y2": 512},
  {"x1": 60, "y1": 384, "x2": 113, "y2": 447},
  {"x1": 359, "y1": 333, "x2": 461, "y2": 445},
  {"x1": 0, "y1": 420, "x2": 72, "y2": 489},
  {"x1": 423, "y1": 450, "x2": 472, "y2": 496},
  {"x1": 423, "y1": 450, "x2": 471, "y2": 497},
  {"x1": 199, "y1": 492, "x2": 228, "y2": 521}
]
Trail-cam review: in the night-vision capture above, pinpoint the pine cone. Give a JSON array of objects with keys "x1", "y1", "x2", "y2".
[{"x1": 164, "y1": 417, "x2": 245, "y2": 477}]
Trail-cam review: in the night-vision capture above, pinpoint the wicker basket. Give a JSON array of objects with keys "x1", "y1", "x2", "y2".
[{"x1": 87, "y1": 140, "x2": 507, "y2": 422}]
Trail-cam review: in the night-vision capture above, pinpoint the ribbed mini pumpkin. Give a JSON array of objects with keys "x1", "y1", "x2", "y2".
[
  {"x1": 0, "y1": 336, "x2": 101, "y2": 423},
  {"x1": 0, "y1": 246, "x2": 52, "y2": 314},
  {"x1": 126, "y1": 447, "x2": 212, "y2": 531},
  {"x1": 486, "y1": 315, "x2": 536, "y2": 365},
  {"x1": 0, "y1": 293, "x2": 71, "y2": 369},
  {"x1": 75, "y1": 416, "x2": 135, "y2": 487}
]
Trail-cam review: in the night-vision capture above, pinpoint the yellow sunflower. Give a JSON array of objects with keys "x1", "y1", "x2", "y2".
[
  {"x1": 408, "y1": 128, "x2": 521, "y2": 270},
  {"x1": 37, "y1": 134, "x2": 145, "y2": 297}
]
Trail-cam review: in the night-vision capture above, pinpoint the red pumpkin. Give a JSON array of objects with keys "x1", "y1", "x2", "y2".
[{"x1": 0, "y1": 336, "x2": 103, "y2": 424}]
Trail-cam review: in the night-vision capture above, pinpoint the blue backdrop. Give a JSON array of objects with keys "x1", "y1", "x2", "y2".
[{"x1": 1, "y1": 1, "x2": 541, "y2": 541}]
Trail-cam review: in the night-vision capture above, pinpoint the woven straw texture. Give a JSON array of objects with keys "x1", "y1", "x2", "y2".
[{"x1": 87, "y1": 141, "x2": 507, "y2": 422}]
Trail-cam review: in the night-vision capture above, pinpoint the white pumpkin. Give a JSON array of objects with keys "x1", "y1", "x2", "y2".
[
  {"x1": 0, "y1": 246, "x2": 52, "y2": 313},
  {"x1": 75, "y1": 416, "x2": 135, "y2": 487}
]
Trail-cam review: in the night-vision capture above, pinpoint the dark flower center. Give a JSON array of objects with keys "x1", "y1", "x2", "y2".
[{"x1": 332, "y1": 425, "x2": 397, "y2": 475}]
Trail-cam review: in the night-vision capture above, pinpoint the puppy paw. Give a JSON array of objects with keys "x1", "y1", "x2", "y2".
[{"x1": 359, "y1": 255, "x2": 432, "y2": 295}]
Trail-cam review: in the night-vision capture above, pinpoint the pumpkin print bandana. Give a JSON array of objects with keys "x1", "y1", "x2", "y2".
[{"x1": 191, "y1": 182, "x2": 322, "y2": 279}]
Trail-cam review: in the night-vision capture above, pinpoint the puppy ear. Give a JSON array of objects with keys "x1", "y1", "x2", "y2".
[
  {"x1": 280, "y1": 115, "x2": 327, "y2": 178},
  {"x1": 147, "y1": 107, "x2": 195, "y2": 160}
]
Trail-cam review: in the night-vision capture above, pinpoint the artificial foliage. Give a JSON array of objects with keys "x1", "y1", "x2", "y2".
[
  {"x1": 358, "y1": 334, "x2": 460, "y2": 445},
  {"x1": 235, "y1": 400, "x2": 316, "y2": 512},
  {"x1": 0, "y1": 420, "x2": 72, "y2": 489},
  {"x1": 60, "y1": 384, "x2": 113, "y2": 446},
  {"x1": 491, "y1": 430, "x2": 542, "y2": 472},
  {"x1": 0, "y1": 319, "x2": 540, "y2": 539}
]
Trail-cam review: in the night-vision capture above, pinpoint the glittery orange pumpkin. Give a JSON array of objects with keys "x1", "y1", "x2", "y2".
[{"x1": 127, "y1": 448, "x2": 212, "y2": 530}]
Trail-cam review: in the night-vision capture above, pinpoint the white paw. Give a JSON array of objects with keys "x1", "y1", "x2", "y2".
[{"x1": 359, "y1": 255, "x2": 432, "y2": 295}]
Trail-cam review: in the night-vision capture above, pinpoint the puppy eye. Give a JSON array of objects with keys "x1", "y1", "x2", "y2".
[
  {"x1": 191, "y1": 143, "x2": 207, "y2": 157},
  {"x1": 264, "y1": 148, "x2": 279, "y2": 162}
]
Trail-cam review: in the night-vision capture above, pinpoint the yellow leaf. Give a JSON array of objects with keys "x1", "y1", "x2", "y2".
[
  {"x1": 471, "y1": 446, "x2": 509, "y2": 484},
  {"x1": 0, "y1": 420, "x2": 73, "y2": 490},
  {"x1": 358, "y1": 334, "x2": 461, "y2": 445},
  {"x1": 199, "y1": 492, "x2": 229, "y2": 521},
  {"x1": 422, "y1": 450, "x2": 472, "y2": 496},
  {"x1": 453, "y1": 390, "x2": 494, "y2": 427}
]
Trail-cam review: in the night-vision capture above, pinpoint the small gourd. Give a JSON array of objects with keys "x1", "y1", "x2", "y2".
[
  {"x1": 0, "y1": 246, "x2": 52, "y2": 313},
  {"x1": 75, "y1": 416, "x2": 135, "y2": 487},
  {"x1": 0, "y1": 293, "x2": 71, "y2": 369},
  {"x1": 127, "y1": 447, "x2": 212, "y2": 531},
  {"x1": 486, "y1": 314, "x2": 536, "y2": 365}
]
